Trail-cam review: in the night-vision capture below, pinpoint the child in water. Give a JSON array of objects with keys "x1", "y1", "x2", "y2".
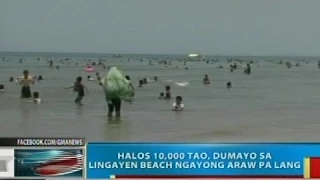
[
  {"x1": 165, "y1": 85, "x2": 171, "y2": 99},
  {"x1": 138, "y1": 80, "x2": 143, "y2": 87},
  {"x1": 172, "y1": 96, "x2": 184, "y2": 111},
  {"x1": 125, "y1": 76, "x2": 135, "y2": 99},
  {"x1": 96, "y1": 72, "x2": 101, "y2": 81},
  {"x1": 87, "y1": 76, "x2": 94, "y2": 81},
  {"x1": 154, "y1": 76, "x2": 158, "y2": 82},
  {"x1": 227, "y1": 82, "x2": 232, "y2": 89},
  {"x1": 32, "y1": 92, "x2": 41, "y2": 103},
  {"x1": 96, "y1": 72, "x2": 104, "y2": 86},
  {"x1": 65, "y1": 77, "x2": 89, "y2": 106},
  {"x1": 203, "y1": 74, "x2": 210, "y2": 84},
  {"x1": 159, "y1": 93, "x2": 165, "y2": 99},
  {"x1": 0, "y1": 84, "x2": 4, "y2": 92}
]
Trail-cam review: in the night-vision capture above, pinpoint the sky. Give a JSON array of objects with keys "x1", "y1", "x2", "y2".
[{"x1": 1, "y1": 0, "x2": 320, "y2": 55}]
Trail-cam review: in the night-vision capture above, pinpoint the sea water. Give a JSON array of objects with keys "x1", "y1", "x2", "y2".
[{"x1": 0, "y1": 52, "x2": 320, "y2": 142}]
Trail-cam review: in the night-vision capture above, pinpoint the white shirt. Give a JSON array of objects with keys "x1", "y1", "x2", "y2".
[{"x1": 173, "y1": 102, "x2": 184, "y2": 110}]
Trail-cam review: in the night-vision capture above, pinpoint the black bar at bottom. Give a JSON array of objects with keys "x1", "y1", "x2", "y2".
[
  {"x1": 0, "y1": 138, "x2": 17, "y2": 146},
  {"x1": 0, "y1": 137, "x2": 85, "y2": 146}
]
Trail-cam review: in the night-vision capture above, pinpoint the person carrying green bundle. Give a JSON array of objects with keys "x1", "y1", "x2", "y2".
[{"x1": 101, "y1": 67, "x2": 134, "y2": 117}]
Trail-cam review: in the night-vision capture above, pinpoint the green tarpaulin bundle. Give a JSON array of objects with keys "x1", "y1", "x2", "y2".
[{"x1": 102, "y1": 67, "x2": 133, "y2": 101}]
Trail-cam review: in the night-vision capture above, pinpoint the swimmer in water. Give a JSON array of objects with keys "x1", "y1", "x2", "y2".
[
  {"x1": 87, "y1": 76, "x2": 94, "y2": 81},
  {"x1": 96, "y1": 72, "x2": 101, "y2": 80},
  {"x1": 165, "y1": 85, "x2": 172, "y2": 99},
  {"x1": 246, "y1": 63, "x2": 251, "y2": 74},
  {"x1": 0, "y1": 84, "x2": 4, "y2": 92},
  {"x1": 32, "y1": 92, "x2": 41, "y2": 103},
  {"x1": 125, "y1": 75, "x2": 135, "y2": 100},
  {"x1": 159, "y1": 93, "x2": 165, "y2": 99},
  {"x1": 203, "y1": 74, "x2": 210, "y2": 84},
  {"x1": 143, "y1": 78, "x2": 148, "y2": 84},
  {"x1": 138, "y1": 80, "x2": 143, "y2": 87},
  {"x1": 227, "y1": 82, "x2": 232, "y2": 89},
  {"x1": 49, "y1": 60, "x2": 53, "y2": 68},
  {"x1": 96, "y1": 72, "x2": 103, "y2": 85},
  {"x1": 172, "y1": 96, "x2": 184, "y2": 111},
  {"x1": 65, "y1": 76, "x2": 89, "y2": 106},
  {"x1": 20, "y1": 70, "x2": 35, "y2": 98}
]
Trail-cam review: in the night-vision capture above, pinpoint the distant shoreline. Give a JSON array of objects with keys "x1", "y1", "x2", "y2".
[{"x1": 1, "y1": 51, "x2": 320, "y2": 58}]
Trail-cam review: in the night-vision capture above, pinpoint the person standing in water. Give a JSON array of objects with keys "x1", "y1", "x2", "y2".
[
  {"x1": 96, "y1": 72, "x2": 101, "y2": 81},
  {"x1": 97, "y1": 72, "x2": 123, "y2": 116},
  {"x1": 244, "y1": 63, "x2": 251, "y2": 74},
  {"x1": 102, "y1": 68, "x2": 134, "y2": 117},
  {"x1": 227, "y1": 82, "x2": 232, "y2": 89},
  {"x1": 49, "y1": 60, "x2": 53, "y2": 68},
  {"x1": 138, "y1": 80, "x2": 143, "y2": 87},
  {"x1": 154, "y1": 76, "x2": 158, "y2": 82},
  {"x1": 125, "y1": 75, "x2": 135, "y2": 98},
  {"x1": 203, "y1": 74, "x2": 210, "y2": 84},
  {"x1": 172, "y1": 96, "x2": 184, "y2": 111},
  {"x1": 102, "y1": 79, "x2": 122, "y2": 117},
  {"x1": 0, "y1": 84, "x2": 4, "y2": 92},
  {"x1": 20, "y1": 70, "x2": 34, "y2": 98},
  {"x1": 246, "y1": 63, "x2": 251, "y2": 74},
  {"x1": 165, "y1": 85, "x2": 172, "y2": 99},
  {"x1": 65, "y1": 77, "x2": 89, "y2": 106}
]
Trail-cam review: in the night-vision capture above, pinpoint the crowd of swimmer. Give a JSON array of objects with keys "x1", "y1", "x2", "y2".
[
  {"x1": 0, "y1": 57, "x2": 192, "y2": 117},
  {"x1": 278, "y1": 59, "x2": 320, "y2": 69},
  {"x1": 2, "y1": 56, "x2": 319, "y2": 117},
  {"x1": 0, "y1": 56, "x2": 270, "y2": 109}
]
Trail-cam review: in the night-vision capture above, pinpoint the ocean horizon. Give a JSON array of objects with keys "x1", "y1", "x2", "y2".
[{"x1": 2, "y1": 51, "x2": 320, "y2": 59}]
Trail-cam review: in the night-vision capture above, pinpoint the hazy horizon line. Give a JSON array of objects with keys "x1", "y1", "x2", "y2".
[{"x1": 1, "y1": 51, "x2": 320, "y2": 58}]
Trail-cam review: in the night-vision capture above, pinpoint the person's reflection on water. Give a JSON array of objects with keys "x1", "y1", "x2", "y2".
[
  {"x1": 104, "y1": 116, "x2": 132, "y2": 141},
  {"x1": 19, "y1": 102, "x2": 31, "y2": 135},
  {"x1": 76, "y1": 104, "x2": 84, "y2": 117},
  {"x1": 20, "y1": 102, "x2": 30, "y2": 120},
  {"x1": 107, "y1": 116, "x2": 122, "y2": 125}
]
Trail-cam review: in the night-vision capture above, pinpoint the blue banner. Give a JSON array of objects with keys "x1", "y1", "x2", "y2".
[{"x1": 86, "y1": 143, "x2": 320, "y2": 178}]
